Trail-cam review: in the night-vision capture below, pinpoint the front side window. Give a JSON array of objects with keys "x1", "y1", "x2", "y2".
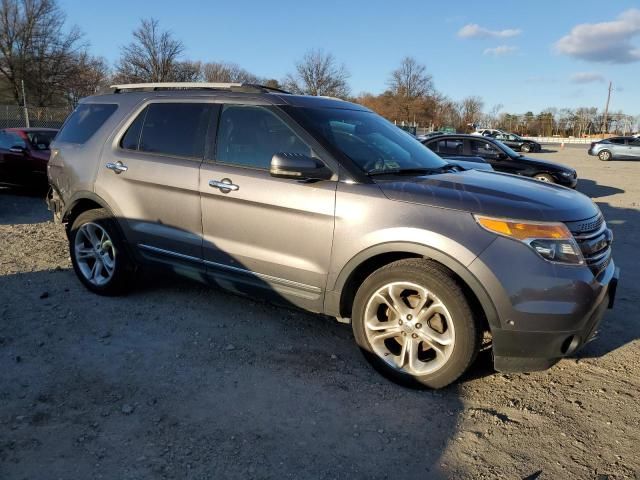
[
  {"x1": 470, "y1": 139, "x2": 502, "y2": 159},
  {"x1": 56, "y1": 103, "x2": 117, "y2": 144},
  {"x1": 215, "y1": 105, "x2": 312, "y2": 169},
  {"x1": 138, "y1": 103, "x2": 213, "y2": 158}
]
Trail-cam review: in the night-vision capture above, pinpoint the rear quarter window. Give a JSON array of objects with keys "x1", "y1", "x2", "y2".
[{"x1": 56, "y1": 104, "x2": 118, "y2": 144}]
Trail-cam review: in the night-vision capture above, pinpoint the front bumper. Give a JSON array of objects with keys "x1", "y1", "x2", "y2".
[{"x1": 468, "y1": 237, "x2": 618, "y2": 373}]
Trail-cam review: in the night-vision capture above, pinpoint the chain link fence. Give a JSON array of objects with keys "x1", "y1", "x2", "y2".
[{"x1": 0, "y1": 105, "x2": 72, "y2": 129}]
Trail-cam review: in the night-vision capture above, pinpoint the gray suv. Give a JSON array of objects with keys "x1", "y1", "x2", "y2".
[{"x1": 47, "y1": 83, "x2": 619, "y2": 388}]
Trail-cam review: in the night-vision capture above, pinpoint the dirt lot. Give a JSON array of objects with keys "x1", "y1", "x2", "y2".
[{"x1": 1, "y1": 146, "x2": 639, "y2": 480}]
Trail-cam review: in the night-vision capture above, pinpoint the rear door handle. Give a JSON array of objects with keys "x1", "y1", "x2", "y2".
[
  {"x1": 105, "y1": 161, "x2": 128, "y2": 174},
  {"x1": 209, "y1": 178, "x2": 239, "y2": 192}
]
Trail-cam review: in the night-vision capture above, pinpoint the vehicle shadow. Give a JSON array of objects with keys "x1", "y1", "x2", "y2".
[
  {"x1": 576, "y1": 178, "x2": 624, "y2": 198},
  {"x1": 0, "y1": 202, "x2": 464, "y2": 479}
]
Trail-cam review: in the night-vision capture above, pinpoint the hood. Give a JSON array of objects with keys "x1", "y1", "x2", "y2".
[
  {"x1": 375, "y1": 169, "x2": 598, "y2": 222},
  {"x1": 514, "y1": 155, "x2": 573, "y2": 173}
]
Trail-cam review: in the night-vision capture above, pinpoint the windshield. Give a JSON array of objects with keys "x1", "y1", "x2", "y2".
[
  {"x1": 26, "y1": 131, "x2": 56, "y2": 150},
  {"x1": 284, "y1": 107, "x2": 447, "y2": 174}
]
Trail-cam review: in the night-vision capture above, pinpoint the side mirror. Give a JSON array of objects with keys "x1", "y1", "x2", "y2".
[
  {"x1": 9, "y1": 145, "x2": 26, "y2": 154},
  {"x1": 270, "y1": 153, "x2": 332, "y2": 181}
]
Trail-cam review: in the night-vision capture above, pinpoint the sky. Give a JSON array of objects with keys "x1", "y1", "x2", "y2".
[{"x1": 59, "y1": 0, "x2": 640, "y2": 114}]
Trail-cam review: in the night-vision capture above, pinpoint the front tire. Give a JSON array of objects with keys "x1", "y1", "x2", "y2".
[
  {"x1": 598, "y1": 150, "x2": 611, "y2": 161},
  {"x1": 69, "y1": 208, "x2": 134, "y2": 296},
  {"x1": 534, "y1": 173, "x2": 555, "y2": 183},
  {"x1": 521, "y1": 143, "x2": 531, "y2": 153},
  {"x1": 351, "y1": 259, "x2": 481, "y2": 389}
]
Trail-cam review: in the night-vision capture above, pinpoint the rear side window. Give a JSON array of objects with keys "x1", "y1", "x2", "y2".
[
  {"x1": 607, "y1": 138, "x2": 626, "y2": 145},
  {"x1": 56, "y1": 104, "x2": 117, "y2": 144},
  {"x1": 138, "y1": 103, "x2": 213, "y2": 158},
  {"x1": 434, "y1": 139, "x2": 463, "y2": 155}
]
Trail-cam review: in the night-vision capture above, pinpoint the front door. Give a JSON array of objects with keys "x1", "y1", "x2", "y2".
[
  {"x1": 96, "y1": 101, "x2": 216, "y2": 262},
  {"x1": 199, "y1": 104, "x2": 337, "y2": 311}
]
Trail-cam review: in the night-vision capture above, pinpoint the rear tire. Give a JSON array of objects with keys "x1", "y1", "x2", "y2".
[
  {"x1": 351, "y1": 259, "x2": 481, "y2": 389},
  {"x1": 598, "y1": 150, "x2": 611, "y2": 161},
  {"x1": 69, "y1": 208, "x2": 134, "y2": 296}
]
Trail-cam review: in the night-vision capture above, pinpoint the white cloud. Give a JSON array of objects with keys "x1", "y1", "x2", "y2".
[
  {"x1": 570, "y1": 72, "x2": 605, "y2": 84},
  {"x1": 483, "y1": 45, "x2": 518, "y2": 56},
  {"x1": 555, "y1": 9, "x2": 640, "y2": 63},
  {"x1": 458, "y1": 23, "x2": 522, "y2": 39}
]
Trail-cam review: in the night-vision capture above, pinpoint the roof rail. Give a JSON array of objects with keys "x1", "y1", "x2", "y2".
[{"x1": 109, "y1": 82, "x2": 291, "y2": 95}]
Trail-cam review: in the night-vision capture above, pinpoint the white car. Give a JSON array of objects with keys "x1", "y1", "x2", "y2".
[{"x1": 471, "y1": 128, "x2": 505, "y2": 137}]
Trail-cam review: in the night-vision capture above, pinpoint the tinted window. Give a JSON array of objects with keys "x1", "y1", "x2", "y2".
[
  {"x1": 470, "y1": 139, "x2": 502, "y2": 159},
  {"x1": 56, "y1": 104, "x2": 117, "y2": 144},
  {"x1": 138, "y1": 103, "x2": 212, "y2": 158},
  {"x1": 607, "y1": 138, "x2": 626, "y2": 145},
  {"x1": 216, "y1": 105, "x2": 312, "y2": 169},
  {"x1": 120, "y1": 108, "x2": 147, "y2": 150},
  {"x1": 631, "y1": 138, "x2": 640, "y2": 147},
  {"x1": 434, "y1": 139, "x2": 463, "y2": 155}
]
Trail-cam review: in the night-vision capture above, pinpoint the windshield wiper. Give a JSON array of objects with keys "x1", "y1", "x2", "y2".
[{"x1": 366, "y1": 164, "x2": 459, "y2": 176}]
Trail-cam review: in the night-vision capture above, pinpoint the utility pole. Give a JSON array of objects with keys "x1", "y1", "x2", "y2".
[
  {"x1": 21, "y1": 80, "x2": 30, "y2": 128},
  {"x1": 601, "y1": 81, "x2": 612, "y2": 135}
]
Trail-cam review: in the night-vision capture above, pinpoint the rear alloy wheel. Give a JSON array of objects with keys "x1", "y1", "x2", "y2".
[
  {"x1": 598, "y1": 150, "x2": 611, "y2": 161},
  {"x1": 521, "y1": 143, "x2": 531, "y2": 153},
  {"x1": 69, "y1": 208, "x2": 134, "y2": 295},
  {"x1": 534, "y1": 173, "x2": 555, "y2": 183},
  {"x1": 352, "y1": 259, "x2": 481, "y2": 389}
]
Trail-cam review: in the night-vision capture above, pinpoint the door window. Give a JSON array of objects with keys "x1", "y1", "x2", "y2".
[
  {"x1": 433, "y1": 139, "x2": 463, "y2": 155},
  {"x1": 57, "y1": 104, "x2": 117, "y2": 144},
  {"x1": 0, "y1": 131, "x2": 26, "y2": 149},
  {"x1": 215, "y1": 105, "x2": 312, "y2": 169},
  {"x1": 470, "y1": 140, "x2": 503, "y2": 159},
  {"x1": 138, "y1": 103, "x2": 213, "y2": 159}
]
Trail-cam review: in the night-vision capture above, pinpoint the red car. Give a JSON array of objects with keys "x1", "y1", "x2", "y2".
[{"x1": 0, "y1": 128, "x2": 58, "y2": 188}]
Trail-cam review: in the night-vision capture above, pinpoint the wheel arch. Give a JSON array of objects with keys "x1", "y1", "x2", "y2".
[{"x1": 330, "y1": 242, "x2": 499, "y2": 331}]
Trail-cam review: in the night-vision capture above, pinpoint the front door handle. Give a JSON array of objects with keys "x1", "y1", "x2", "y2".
[
  {"x1": 105, "y1": 161, "x2": 128, "y2": 174},
  {"x1": 209, "y1": 178, "x2": 239, "y2": 192}
]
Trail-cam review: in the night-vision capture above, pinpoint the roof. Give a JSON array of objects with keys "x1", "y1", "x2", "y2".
[
  {"x1": 2, "y1": 127, "x2": 58, "y2": 132},
  {"x1": 87, "y1": 82, "x2": 370, "y2": 112}
]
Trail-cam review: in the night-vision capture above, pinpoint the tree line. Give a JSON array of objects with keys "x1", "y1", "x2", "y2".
[{"x1": 0, "y1": 0, "x2": 637, "y2": 135}]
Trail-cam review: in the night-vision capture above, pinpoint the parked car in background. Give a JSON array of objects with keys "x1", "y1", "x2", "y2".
[
  {"x1": 489, "y1": 132, "x2": 542, "y2": 153},
  {"x1": 421, "y1": 134, "x2": 577, "y2": 187},
  {"x1": 47, "y1": 83, "x2": 615, "y2": 388},
  {"x1": 416, "y1": 131, "x2": 445, "y2": 141},
  {"x1": 588, "y1": 136, "x2": 640, "y2": 161},
  {"x1": 0, "y1": 128, "x2": 58, "y2": 187},
  {"x1": 471, "y1": 128, "x2": 504, "y2": 137}
]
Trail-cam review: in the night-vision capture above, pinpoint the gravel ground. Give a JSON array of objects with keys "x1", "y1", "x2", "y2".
[{"x1": 1, "y1": 147, "x2": 639, "y2": 479}]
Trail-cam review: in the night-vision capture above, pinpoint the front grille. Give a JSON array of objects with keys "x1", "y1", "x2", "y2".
[{"x1": 566, "y1": 214, "x2": 612, "y2": 275}]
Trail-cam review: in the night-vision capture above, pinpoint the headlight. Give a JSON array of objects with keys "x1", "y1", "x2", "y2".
[{"x1": 475, "y1": 215, "x2": 584, "y2": 265}]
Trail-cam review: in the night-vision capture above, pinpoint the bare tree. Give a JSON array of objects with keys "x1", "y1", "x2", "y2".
[
  {"x1": 0, "y1": 0, "x2": 84, "y2": 105},
  {"x1": 284, "y1": 49, "x2": 350, "y2": 98},
  {"x1": 458, "y1": 96, "x2": 485, "y2": 131},
  {"x1": 114, "y1": 18, "x2": 185, "y2": 83},
  {"x1": 64, "y1": 54, "x2": 109, "y2": 106},
  {"x1": 387, "y1": 57, "x2": 433, "y2": 99},
  {"x1": 203, "y1": 61, "x2": 261, "y2": 84}
]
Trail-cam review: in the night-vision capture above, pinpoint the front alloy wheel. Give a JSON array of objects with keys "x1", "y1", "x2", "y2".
[
  {"x1": 363, "y1": 282, "x2": 455, "y2": 376},
  {"x1": 521, "y1": 144, "x2": 531, "y2": 153},
  {"x1": 598, "y1": 150, "x2": 611, "y2": 161},
  {"x1": 352, "y1": 259, "x2": 481, "y2": 388}
]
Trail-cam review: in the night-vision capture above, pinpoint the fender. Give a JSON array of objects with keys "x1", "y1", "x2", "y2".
[{"x1": 326, "y1": 241, "x2": 499, "y2": 329}]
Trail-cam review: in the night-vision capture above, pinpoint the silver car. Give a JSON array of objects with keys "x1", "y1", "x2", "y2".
[
  {"x1": 588, "y1": 136, "x2": 640, "y2": 161},
  {"x1": 47, "y1": 82, "x2": 618, "y2": 388}
]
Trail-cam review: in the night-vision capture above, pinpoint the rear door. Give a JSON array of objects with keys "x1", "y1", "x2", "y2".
[
  {"x1": 96, "y1": 101, "x2": 216, "y2": 262},
  {"x1": 0, "y1": 131, "x2": 28, "y2": 183},
  {"x1": 607, "y1": 137, "x2": 628, "y2": 158},
  {"x1": 199, "y1": 104, "x2": 337, "y2": 311}
]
